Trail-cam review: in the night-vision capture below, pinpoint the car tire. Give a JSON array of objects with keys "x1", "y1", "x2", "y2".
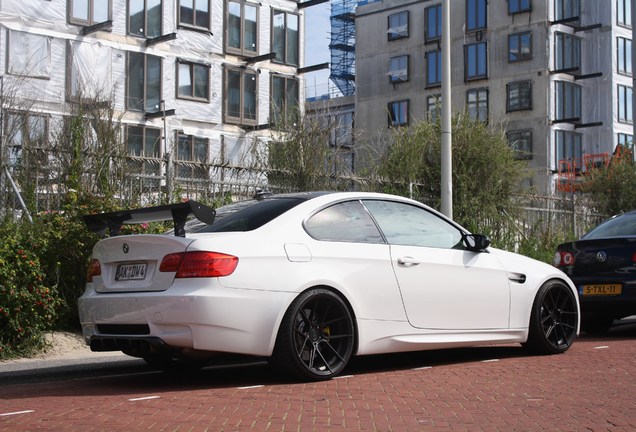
[
  {"x1": 524, "y1": 280, "x2": 578, "y2": 354},
  {"x1": 272, "y1": 288, "x2": 355, "y2": 381}
]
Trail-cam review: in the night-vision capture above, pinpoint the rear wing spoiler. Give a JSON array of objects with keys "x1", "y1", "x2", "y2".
[{"x1": 83, "y1": 201, "x2": 216, "y2": 237}]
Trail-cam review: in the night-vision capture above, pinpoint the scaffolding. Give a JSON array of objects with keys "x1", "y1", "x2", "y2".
[{"x1": 329, "y1": 0, "x2": 357, "y2": 96}]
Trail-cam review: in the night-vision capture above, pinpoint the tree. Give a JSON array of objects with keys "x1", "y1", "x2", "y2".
[
  {"x1": 376, "y1": 115, "x2": 530, "y2": 237},
  {"x1": 582, "y1": 146, "x2": 636, "y2": 216}
]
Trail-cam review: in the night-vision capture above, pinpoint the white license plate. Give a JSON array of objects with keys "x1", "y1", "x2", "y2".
[{"x1": 115, "y1": 263, "x2": 148, "y2": 281}]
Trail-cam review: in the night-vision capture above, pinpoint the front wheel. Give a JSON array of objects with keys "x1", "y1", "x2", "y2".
[
  {"x1": 272, "y1": 288, "x2": 355, "y2": 381},
  {"x1": 524, "y1": 280, "x2": 578, "y2": 354}
]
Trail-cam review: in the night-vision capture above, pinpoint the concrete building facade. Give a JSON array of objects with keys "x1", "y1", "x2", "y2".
[{"x1": 354, "y1": 0, "x2": 632, "y2": 195}]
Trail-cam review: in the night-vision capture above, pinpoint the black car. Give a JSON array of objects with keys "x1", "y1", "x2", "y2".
[{"x1": 555, "y1": 211, "x2": 636, "y2": 332}]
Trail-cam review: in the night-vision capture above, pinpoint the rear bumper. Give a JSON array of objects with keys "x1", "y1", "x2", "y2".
[
  {"x1": 78, "y1": 279, "x2": 295, "y2": 357},
  {"x1": 569, "y1": 276, "x2": 636, "y2": 319}
]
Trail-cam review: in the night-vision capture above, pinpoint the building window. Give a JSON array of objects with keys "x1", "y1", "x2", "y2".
[
  {"x1": 509, "y1": 0, "x2": 531, "y2": 14},
  {"x1": 129, "y1": 0, "x2": 162, "y2": 38},
  {"x1": 127, "y1": 52, "x2": 161, "y2": 112},
  {"x1": 507, "y1": 81, "x2": 532, "y2": 112},
  {"x1": 177, "y1": 60, "x2": 209, "y2": 101},
  {"x1": 555, "y1": 130, "x2": 582, "y2": 165},
  {"x1": 5, "y1": 112, "x2": 49, "y2": 169},
  {"x1": 388, "y1": 100, "x2": 409, "y2": 126},
  {"x1": 508, "y1": 32, "x2": 532, "y2": 62},
  {"x1": 618, "y1": 84, "x2": 633, "y2": 123},
  {"x1": 226, "y1": 1, "x2": 258, "y2": 55},
  {"x1": 554, "y1": 0, "x2": 579, "y2": 22},
  {"x1": 271, "y1": 74, "x2": 299, "y2": 126},
  {"x1": 618, "y1": 37, "x2": 632, "y2": 76},
  {"x1": 68, "y1": 40, "x2": 113, "y2": 100},
  {"x1": 507, "y1": 130, "x2": 532, "y2": 160},
  {"x1": 427, "y1": 94, "x2": 441, "y2": 122},
  {"x1": 70, "y1": 0, "x2": 111, "y2": 26},
  {"x1": 466, "y1": 0, "x2": 486, "y2": 32},
  {"x1": 465, "y1": 42, "x2": 487, "y2": 81},
  {"x1": 126, "y1": 125, "x2": 161, "y2": 177},
  {"x1": 225, "y1": 67, "x2": 257, "y2": 126},
  {"x1": 467, "y1": 88, "x2": 488, "y2": 122},
  {"x1": 178, "y1": 0, "x2": 210, "y2": 30},
  {"x1": 618, "y1": 133, "x2": 633, "y2": 151},
  {"x1": 176, "y1": 133, "x2": 208, "y2": 179},
  {"x1": 618, "y1": 0, "x2": 632, "y2": 28},
  {"x1": 7, "y1": 30, "x2": 51, "y2": 79},
  {"x1": 555, "y1": 81, "x2": 581, "y2": 120},
  {"x1": 426, "y1": 50, "x2": 442, "y2": 87},
  {"x1": 425, "y1": 4, "x2": 442, "y2": 42},
  {"x1": 389, "y1": 55, "x2": 409, "y2": 83},
  {"x1": 554, "y1": 32, "x2": 581, "y2": 71},
  {"x1": 272, "y1": 10, "x2": 299, "y2": 66},
  {"x1": 388, "y1": 11, "x2": 408, "y2": 41}
]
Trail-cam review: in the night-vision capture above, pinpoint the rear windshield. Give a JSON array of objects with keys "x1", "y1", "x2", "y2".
[
  {"x1": 582, "y1": 213, "x2": 636, "y2": 239},
  {"x1": 192, "y1": 197, "x2": 306, "y2": 233}
]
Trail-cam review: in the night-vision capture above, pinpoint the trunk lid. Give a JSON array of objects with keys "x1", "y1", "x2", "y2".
[{"x1": 558, "y1": 238, "x2": 636, "y2": 277}]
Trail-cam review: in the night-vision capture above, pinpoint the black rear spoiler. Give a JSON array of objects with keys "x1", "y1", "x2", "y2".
[{"x1": 83, "y1": 200, "x2": 216, "y2": 237}]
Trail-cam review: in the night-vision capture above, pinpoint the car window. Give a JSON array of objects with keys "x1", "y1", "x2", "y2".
[
  {"x1": 194, "y1": 198, "x2": 306, "y2": 233},
  {"x1": 305, "y1": 201, "x2": 385, "y2": 243},
  {"x1": 583, "y1": 212, "x2": 636, "y2": 239},
  {"x1": 363, "y1": 200, "x2": 463, "y2": 249}
]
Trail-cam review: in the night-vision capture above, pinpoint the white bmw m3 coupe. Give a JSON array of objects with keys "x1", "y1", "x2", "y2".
[{"x1": 79, "y1": 191, "x2": 579, "y2": 381}]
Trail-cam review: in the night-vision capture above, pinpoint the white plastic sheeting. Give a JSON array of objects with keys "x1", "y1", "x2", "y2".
[{"x1": 0, "y1": 0, "x2": 303, "y2": 189}]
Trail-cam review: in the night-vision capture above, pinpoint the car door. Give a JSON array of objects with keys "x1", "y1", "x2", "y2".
[{"x1": 363, "y1": 200, "x2": 511, "y2": 330}]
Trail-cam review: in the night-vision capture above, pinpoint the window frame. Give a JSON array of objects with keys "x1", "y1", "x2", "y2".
[
  {"x1": 554, "y1": 0, "x2": 580, "y2": 22},
  {"x1": 270, "y1": 74, "x2": 299, "y2": 127},
  {"x1": 427, "y1": 94, "x2": 441, "y2": 122},
  {"x1": 466, "y1": 88, "x2": 488, "y2": 123},
  {"x1": 425, "y1": 4, "x2": 442, "y2": 42},
  {"x1": 618, "y1": 132, "x2": 634, "y2": 151},
  {"x1": 7, "y1": 30, "x2": 51, "y2": 79},
  {"x1": 554, "y1": 81, "x2": 581, "y2": 121},
  {"x1": 69, "y1": 0, "x2": 112, "y2": 27},
  {"x1": 387, "y1": 11, "x2": 409, "y2": 41},
  {"x1": 126, "y1": 52, "x2": 162, "y2": 113},
  {"x1": 617, "y1": 0, "x2": 632, "y2": 28},
  {"x1": 555, "y1": 129, "x2": 582, "y2": 166},
  {"x1": 618, "y1": 84, "x2": 633, "y2": 123},
  {"x1": 224, "y1": 66, "x2": 258, "y2": 126},
  {"x1": 175, "y1": 132, "x2": 209, "y2": 180},
  {"x1": 508, "y1": 31, "x2": 532, "y2": 62},
  {"x1": 389, "y1": 55, "x2": 409, "y2": 84},
  {"x1": 464, "y1": 41, "x2": 488, "y2": 81},
  {"x1": 617, "y1": 37, "x2": 632, "y2": 76},
  {"x1": 466, "y1": 0, "x2": 487, "y2": 32},
  {"x1": 176, "y1": 60, "x2": 210, "y2": 102},
  {"x1": 507, "y1": 129, "x2": 533, "y2": 160},
  {"x1": 272, "y1": 9, "x2": 299, "y2": 66},
  {"x1": 508, "y1": 0, "x2": 531, "y2": 15},
  {"x1": 4, "y1": 111, "x2": 50, "y2": 169},
  {"x1": 426, "y1": 49, "x2": 442, "y2": 87},
  {"x1": 128, "y1": 0, "x2": 162, "y2": 38},
  {"x1": 507, "y1": 80, "x2": 533, "y2": 112},
  {"x1": 225, "y1": 0, "x2": 258, "y2": 56},
  {"x1": 388, "y1": 100, "x2": 409, "y2": 127},
  {"x1": 554, "y1": 31, "x2": 581, "y2": 72},
  {"x1": 178, "y1": 0, "x2": 211, "y2": 31},
  {"x1": 126, "y1": 124, "x2": 162, "y2": 178}
]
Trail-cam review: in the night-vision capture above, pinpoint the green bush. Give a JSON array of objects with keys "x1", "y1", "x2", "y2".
[{"x1": 0, "y1": 225, "x2": 60, "y2": 359}]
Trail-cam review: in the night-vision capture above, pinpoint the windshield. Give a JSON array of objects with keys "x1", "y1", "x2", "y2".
[{"x1": 582, "y1": 212, "x2": 636, "y2": 239}]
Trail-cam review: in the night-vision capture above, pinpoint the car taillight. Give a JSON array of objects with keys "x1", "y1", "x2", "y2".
[
  {"x1": 554, "y1": 251, "x2": 575, "y2": 267},
  {"x1": 159, "y1": 251, "x2": 239, "y2": 278},
  {"x1": 86, "y1": 259, "x2": 101, "y2": 282}
]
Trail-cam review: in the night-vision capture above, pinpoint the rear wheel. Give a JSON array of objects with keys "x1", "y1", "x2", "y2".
[
  {"x1": 525, "y1": 280, "x2": 578, "y2": 354},
  {"x1": 273, "y1": 288, "x2": 355, "y2": 381}
]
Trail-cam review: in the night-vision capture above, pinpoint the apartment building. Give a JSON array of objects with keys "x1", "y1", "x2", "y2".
[
  {"x1": 354, "y1": 0, "x2": 632, "y2": 195},
  {"x1": 0, "y1": 0, "x2": 307, "y2": 204}
]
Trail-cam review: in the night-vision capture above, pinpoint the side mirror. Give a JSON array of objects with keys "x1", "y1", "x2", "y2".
[{"x1": 463, "y1": 234, "x2": 491, "y2": 252}]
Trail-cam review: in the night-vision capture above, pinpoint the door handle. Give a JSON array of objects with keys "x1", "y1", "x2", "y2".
[{"x1": 397, "y1": 256, "x2": 420, "y2": 267}]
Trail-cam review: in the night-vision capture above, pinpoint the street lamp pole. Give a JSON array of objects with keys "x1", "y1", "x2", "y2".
[{"x1": 441, "y1": 0, "x2": 453, "y2": 218}]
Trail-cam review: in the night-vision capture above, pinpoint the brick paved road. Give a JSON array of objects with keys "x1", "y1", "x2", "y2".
[{"x1": 1, "y1": 326, "x2": 635, "y2": 431}]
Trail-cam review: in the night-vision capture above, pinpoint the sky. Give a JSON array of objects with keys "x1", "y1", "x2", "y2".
[{"x1": 304, "y1": 3, "x2": 332, "y2": 99}]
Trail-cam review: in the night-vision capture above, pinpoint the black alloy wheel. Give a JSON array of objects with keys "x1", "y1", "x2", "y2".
[
  {"x1": 273, "y1": 288, "x2": 355, "y2": 381},
  {"x1": 525, "y1": 280, "x2": 579, "y2": 354}
]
